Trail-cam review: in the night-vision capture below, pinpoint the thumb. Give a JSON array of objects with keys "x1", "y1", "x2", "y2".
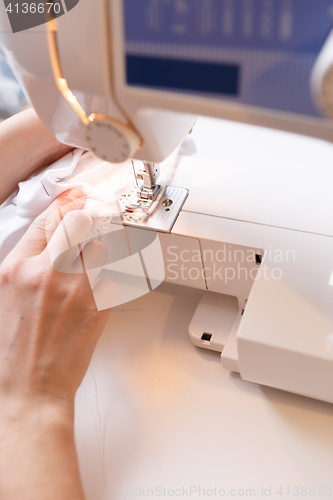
[{"x1": 12, "y1": 188, "x2": 86, "y2": 259}]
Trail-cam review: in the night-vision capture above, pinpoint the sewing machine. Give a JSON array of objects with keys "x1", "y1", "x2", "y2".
[{"x1": 1, "y1": 0, "x2": 333, "y2": 404}]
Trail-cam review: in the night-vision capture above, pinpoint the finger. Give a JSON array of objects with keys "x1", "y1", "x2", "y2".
[
  {"x1": 92, "y1": 279, "x2": 117, "y2": 311},
  {"x1": 45, "y1": 209, "x2": 93, "y2": 272},
  {"x1": 72, "y1": 240, "x2": 109, "y2": 281},
  {"x1": 12, "y1": 188, "x2": 86, "y2": 259}
]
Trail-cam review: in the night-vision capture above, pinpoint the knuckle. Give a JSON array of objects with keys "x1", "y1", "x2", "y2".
[
  {"x1": 54, "y1": 277, "x2": 88, "y2": 306},
  {"x1": 0, "y1": 258, "x2": 23, "y2": 285},
  {"x1": 62, "y1": 210, "x2": 92, "y2": 236},
  {"x1": 64, "y1": 209, "x2": 91, "y2": 227},
  {"x1": 44, "y1": 211, "x2": 61, "y2": 238},
  {"x1": 31, "y1": 266, "x2": 68, "y2": 301},
  {"x1": 61, "y1": 211, "x2": 93, "y2": 249},
  {"x1": 83, "y1": 240, "x2": 109, "y2": 269},
  {"x1": 23, "y1": 268, "x2": 45, "y2": 293},
  {"x1": 90, "y1": 240, "x2": 108, "y2": 256},
  {"x1": 53, "y1": 283, "x2": 71, "y2": 303},
  {"x1": 0, "y1": 258, "x2": 44, "y2": 295},
  {"x1": 30, "y1": 215, "x2": 48, "y2": 240},
  {"x1": 39, "y1": 262, "x2": 64, "y2": 288},
  {"x1": 5, "y1": 258, "x2": 52, "y2": 292}
]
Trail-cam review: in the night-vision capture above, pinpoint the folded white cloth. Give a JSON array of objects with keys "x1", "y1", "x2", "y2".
[
  {"x1": 0, "y1": 147, "x2": 178, "y2": 264},
  {"x1": 0, "y1": 149, "x2": 85, "y2": 263},
  {"x1": 0, "y1": 149, "x2": 138, "y2": 263}
]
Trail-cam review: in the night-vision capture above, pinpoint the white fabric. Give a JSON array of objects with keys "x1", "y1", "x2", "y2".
[
  {"x1": 0, "y1": 149, "x2": 136, "y2": 264},
  {"x1": 0, "y1": 147, "x2": 179, "y2": 264},
  {"x1": 0, "y1": 149, "x2": 83, "y2": 263}
]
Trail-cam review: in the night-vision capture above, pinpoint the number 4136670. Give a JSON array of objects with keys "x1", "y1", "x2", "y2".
[
  {"x1": 5, "y1": 3, "x2": 61, "y2": 14},
  {"x1": 277, "y1": 486, "x2": 332, "y2": 496}
]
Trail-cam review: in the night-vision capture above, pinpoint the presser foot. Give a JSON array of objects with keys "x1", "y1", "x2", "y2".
[
  {"x1": 135, "y1": 161, "x2": 161, "y2": 203},
  {"x1": 121, "y1": 186, "x2": 188, "y2": 233}
]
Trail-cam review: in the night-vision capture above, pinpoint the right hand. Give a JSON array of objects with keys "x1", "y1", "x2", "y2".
[{"x1": 0, "y1": 188, "x2": 116, "y2": 416}]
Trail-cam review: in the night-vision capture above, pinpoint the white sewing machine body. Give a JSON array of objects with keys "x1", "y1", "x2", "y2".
[
  {"x1": 1, "y1": 0, "x2": 333, "y2": 403},
  {"x1": 161, "y1": 119, "x2": 333, "y2": 404}
]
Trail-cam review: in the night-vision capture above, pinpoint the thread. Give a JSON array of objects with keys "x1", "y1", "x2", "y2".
[{"x1": 82, "y1": 365, "x2": 107, "y2": 500}]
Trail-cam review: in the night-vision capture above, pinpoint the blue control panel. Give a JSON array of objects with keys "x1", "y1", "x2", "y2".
[{"x1": 124, "y1": 0, "x2": 333, "y2": 117}]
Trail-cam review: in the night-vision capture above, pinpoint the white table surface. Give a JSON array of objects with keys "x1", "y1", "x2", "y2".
[{"x1": 75, "y1": 118, "x2": 333, "y2": 500}]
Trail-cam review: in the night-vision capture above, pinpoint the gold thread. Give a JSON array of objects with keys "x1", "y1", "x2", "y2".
[
  {"x1": 100, "y1": 0, "x2": 144, "y2": 143},
  {"x1": 46, "y1": 15, "x2": 89, "y2": 125},
  {"x1": 45, "y1": 1, "x2": 144, "y2": 148}
]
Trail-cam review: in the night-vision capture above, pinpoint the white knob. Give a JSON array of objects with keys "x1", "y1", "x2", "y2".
[
  {"x1": 85, "y1": 114, "x2": 141, "y2": 163},
  {"x1": 311, "y1": 29, "x2": 333, "y2": 118}
]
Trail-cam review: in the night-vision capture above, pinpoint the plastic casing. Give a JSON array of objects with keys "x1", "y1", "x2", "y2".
[
  {"x1": 1, "y1": 0, "x2": 333, "y2": 161},
  {"x1": 166, "y1": 120, "x2": 333, "y2": 404}
]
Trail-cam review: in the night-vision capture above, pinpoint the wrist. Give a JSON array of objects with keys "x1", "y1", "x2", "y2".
[
  {"x1": 0, "y1": 396, "x2": 84, "y2": 500},
  {"x1": 0, "y1": 394, "x2": 74, "y2": 438}
]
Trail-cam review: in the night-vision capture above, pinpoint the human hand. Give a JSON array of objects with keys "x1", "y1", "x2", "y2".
[
  {"x1": 0, "y1": 109, "x2": 74, "y2": 204},
  {"x1": 0, "y1": 188, "x2": 116, "y2": 416}
]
